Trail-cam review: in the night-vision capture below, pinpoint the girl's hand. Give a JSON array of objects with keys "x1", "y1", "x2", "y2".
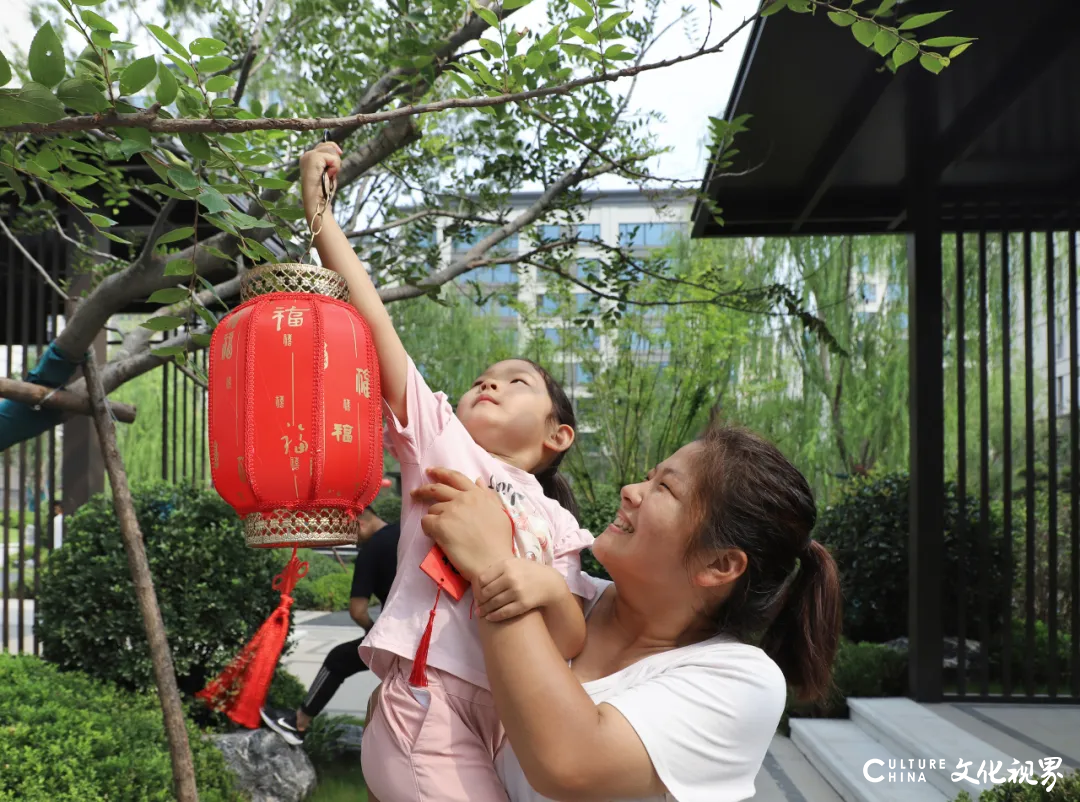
[
  {"x1": 411, "y1": 467, "x2": 514, "y2": 582},
  {"x1": 299, "y1": 141, "x2": 342, "y2": 214},
  {"x1": 475, "y1": 559, "x2": 566, "y2": 622}
]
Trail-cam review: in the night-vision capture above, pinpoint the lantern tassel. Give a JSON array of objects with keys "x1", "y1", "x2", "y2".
[
  {"x1": 408, "y1": 587, "x2": 442, "y2": 688},
  {"x1": 197, "y1": 547, "x2": 308, "y2": 728}
]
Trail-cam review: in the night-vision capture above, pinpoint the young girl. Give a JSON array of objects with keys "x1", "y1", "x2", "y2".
[{"x1": 299, "y1": 142, "x2": 597, "y2": 802}]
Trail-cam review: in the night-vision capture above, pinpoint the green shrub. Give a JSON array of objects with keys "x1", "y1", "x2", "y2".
[
  {"x1": 952, "y1": 769, "x2": 1080, "y2": 801},
  {"x1": 984, "y1": 619, "x2": 1074, "y2": 689},
  {"x1": 577, "y1": 484, "x2": 620, "y2": 580},
  {"x1": 306, "y1": 571, "x2": 355, "y2": 611},
  {"x1": 292, "y1": 549, "x2": 348, "y2": 609},
  {"x1": 0, "y1": 654, "x2": 241, "y2": 802},
  {"x1": 370, "y1": 491, "x2": 402, "y2": 523},
  {"x1": 266, "y1": 667, "x2": 308, "y2": 711},
  {"x1": 785, "y1": 638, "x2": 908, "y2": 726},
  {"x1": 817, "y1": 472, "x2": 1009, "y2": 643},
  {"x1": 36, "y1": 484, "x2": 288, "y2": 699}
]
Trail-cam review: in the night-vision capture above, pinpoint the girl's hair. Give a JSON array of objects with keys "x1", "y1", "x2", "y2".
[
  {"x1": 688, "y1": 417, "x2": 842, "y2": 704},
  {"x1": 516, "y1": 358, "x2": 580, "y2": 519}
]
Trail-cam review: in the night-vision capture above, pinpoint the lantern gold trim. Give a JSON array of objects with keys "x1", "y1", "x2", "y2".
[
  {"x1": 244, "y1": 508, "x2": 360, "y2": 548},
  {"x1": 241, "y1": 263, "x2": 350, "y2": 303}
]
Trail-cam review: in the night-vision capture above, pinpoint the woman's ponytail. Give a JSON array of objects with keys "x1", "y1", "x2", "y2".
[{"x1": 760, "y1": 540, "x2": 843, "y2": 704}]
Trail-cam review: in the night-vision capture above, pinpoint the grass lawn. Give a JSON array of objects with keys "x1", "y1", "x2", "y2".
[{"x1": 309, "y1": 762, "x2": 368, "y2": 802}]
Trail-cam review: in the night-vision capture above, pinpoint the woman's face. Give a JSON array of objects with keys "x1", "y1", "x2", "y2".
[{"x1": 592, "y1": 441, "x2": 704, "y2": 586}]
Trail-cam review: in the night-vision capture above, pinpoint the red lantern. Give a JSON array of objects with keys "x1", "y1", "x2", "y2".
[{"x1": 197, "y1": 263, "x2": 383, "y2": 727}]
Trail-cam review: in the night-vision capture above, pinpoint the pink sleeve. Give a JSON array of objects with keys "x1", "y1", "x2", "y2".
[
  {"x1": 551, "y1": 508, "x2": 598, "y2": 601},
  {"x1": 382, "y1": 356, "x2": 454, "y2": 465}
]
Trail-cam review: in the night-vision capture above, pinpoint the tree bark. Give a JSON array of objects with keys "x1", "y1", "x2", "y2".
[
  {"x1": 82, "y1": 354, "x2": 199, "y2": 802},
  {"x1": 0, "y1": 377, "x2": 137, "y2": 423}
]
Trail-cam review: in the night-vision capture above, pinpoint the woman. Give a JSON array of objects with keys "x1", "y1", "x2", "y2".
[{"x1": 408, "y1": 420, "x2": 843, "y2": 802}]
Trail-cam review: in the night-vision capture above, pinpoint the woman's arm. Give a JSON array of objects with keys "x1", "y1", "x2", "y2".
[
  {"x1": 477, "y1": 611, "x2": 666, "y2": 801},
  {"x1": 299, "y1": 143, "x2": 408, "y2": 423}
]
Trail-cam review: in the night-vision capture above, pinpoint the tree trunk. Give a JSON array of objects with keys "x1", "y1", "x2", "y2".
[{"x1": 82, "y1": 354, "x2": 200, "y2": 802}]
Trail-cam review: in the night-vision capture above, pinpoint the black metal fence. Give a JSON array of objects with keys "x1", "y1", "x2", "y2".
[{"x1": 944, "y1": 228, "x2": 1079, "y2": 702}]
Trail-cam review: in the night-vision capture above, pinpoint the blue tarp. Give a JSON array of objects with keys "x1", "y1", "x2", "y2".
[{"x1": 0, "y1": 341, "x2": 83, "y2": 452}]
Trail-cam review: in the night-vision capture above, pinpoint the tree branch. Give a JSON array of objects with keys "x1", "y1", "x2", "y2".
[
  {"x1": 0, "y1": 215, "x2": 70, "y2": 302},
  {"x1": 137, "y1": 198, "x2": 179, "y2": 267},
  {"x1": 233, "y1": 0, "x2": 278, "y2": 105},
  {"x1": 0, "y1": 377, "x2": 136, "y2": 423},
  {"x1": 342, "y1": 208, "x2": 507, "y2": 239},
  {"x1": 1, "y1": 14, "x2": 757, "y2": 136}
]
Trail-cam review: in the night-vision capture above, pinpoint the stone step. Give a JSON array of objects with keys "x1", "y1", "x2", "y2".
[
  {"x1": 790, "y1": 718, "x2": 949, "y2": 802},
  {"x1": 849, "y1": 697, "x2": 1014, "y2": 798}
]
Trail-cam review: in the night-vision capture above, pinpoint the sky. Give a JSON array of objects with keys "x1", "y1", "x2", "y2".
[{"x1": 2, "y1": 0, "x2": 758, "y2": 190}]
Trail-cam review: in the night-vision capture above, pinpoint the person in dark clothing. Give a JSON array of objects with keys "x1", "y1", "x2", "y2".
[{"x1": 261, "y1": 507, "x2": 400, "y2": 745}]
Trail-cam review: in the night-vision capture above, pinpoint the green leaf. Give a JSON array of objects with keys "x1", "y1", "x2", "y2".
[
  {"x1": 89, "y1": 30, "x2": 113, "y2": 49},
  {"x1": 0, "y1": 51, "x2": 9, "y2": 88},
  {"x1": 919, "y1": 53, "x2": 946, "y2": 73},
  {"x1": 29, "y1": 23, "x2": 66, "y2": 88},
  {"x1": 147, "y1": 24, "x2": 190, "y2": 59},
  {"x1": 141, "y1": 315, "x2": 186, "y2": 331},
  {"x1": 205, "y1": 75, "x2": 236, "y2": 93},
  {"x1": 828, "y1": 10, "x2": 857, "y2": 27},
  {"x1": 167, "y1": 166, "x2": 199, "y2": 191},
  {"x1": 254, "y1": 177, "x2": 292, "y2": 190},
  {"x1": 84, "y1": 213, "x2": 115, "y2": 228},
  {"x1": 873, "y1": 0, "x2": 897, "y2": 16},
  {"x1": 949, "y1": 42, "x2": 972, "y2": 58},
  {"x1": 148, "y1": 288, "x2": 190, "y2": 304},
  {"x1": 569, "y1": 26, "x2": 599, "y2": 45},
  {"x1": 760, "y1": 0, "x2": 789, "y2": 17},
  {"x1": 598, "y1": 11, "x2": 632, "y2": 33},
  {"x1": 72, "y1": 0, "x2": 107, "y2": 5},
  {"x1": 100, "y1": 230, "x2": 132, "y2": 244},
  {"x1": 892, "y1": 39, "x2": 918, "y2": 67},
  {"x1": 899, "y1": 11, "x2": 949, "y2": 30},
  {"x1": 164, "y1": 258, "x2": 195, "y2": 276},
  {"x1": 166, "y1": 54, "x2": 199, "y2": 83},
  {"x1": 79, "y1": 9, "x2": 117, "y2": 33},
  {"x1": 851, "y1": 20, "x2": 879, "y2": 47},
  {"x1": 0, "y1": 164, "x2": 25, "y2": 202},
  {"x1": 268, "y1": 206, "x2": 306, "y2": 221},
  {"x1": 179, "y1": 132, "x2": 215, "y2": 161},
  {"x1": 873, "y1": 28, "x2": 898, "y2": 56},
  {"x1": 194, "y1": 304, "x2": 216, "y2": 328},
  {"x1": 199, "y1": 55, "x2": 233, "y2": 72},
  {"x1": 524, "y1": 48, "x2": 544, "y2": 69},
  {"x1": 119, "y1": 57, "x2": 157, "y2": 96},
  {"x1": 191, "y1": 333, "x2": 212, "y2": 347},
  {"x1": 921, "y1": 36, "x2": 973, "y2": 47},
  {"x1": 63, "y1": 157, "x2": 106, "y2": 176},
  {"x1": 146, "y1": 182, "x2": 192, "y2": 200},
  {"x1": 472, "y1": 3, "x2": 500, "y2": 29},
  {"x1": 119, "y1": 138, "x2": 151, "y2": 158},
  {"x1": 225, "y1": 210, "x2": 274, "y2": 230},
  {"x1": 189, "y1": 38, "x2": 226, "y2": 56},
  {"x1": 34, "y1": 149, "x2": 60, "y2": 171},
  {"x1": 197, "y1": 187, "x2": 233, "y2": 214},
  {"x1": 478, "y1": 39, "x2": 503, "y2": 59},
  {"x1": 155, "y1": 62, "x2": 178, "y2": 105},
  {"x1": 156, "y1": 227, "x2": 194, "y2": 246},
  {"x1": 567, "y1": 0, "x2": 594, "y2": 22},
  {"x1": 151, "y1": 345, "x2": 187, "y2": 357},
  {"x1": 56, "y1": 77, "x2": 110, "y2": 113}
]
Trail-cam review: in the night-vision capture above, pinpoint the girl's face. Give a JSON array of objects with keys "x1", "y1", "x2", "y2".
[
  {"x1": 592, "y1": 442, "x2": 703, "y2": 588},
  {"x1": 456, "y1": 360, "x2": 563, "y2": 466}
]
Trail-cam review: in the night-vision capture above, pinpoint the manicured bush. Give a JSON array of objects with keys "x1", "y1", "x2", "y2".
[
  {"x1": 0, "y1": 654, "x2": 241, "y2": 802},
  {"x1": 266, "y1": 667, "x2": 308, "y2": 711},
  {"x1": 307, "y1": 571, "x2": 354, "y2": 611},
  {"x1": 36, "y1": 484, "x2": 288, "y2": 698},
  {"x1": 577, "y1": 484, "x2": 620, "y2": 580},
  {"x1": 816, "y1": 472, "x2": 1010, "y2": 643},
  {"x1": 292, "y1": 548, "x2": 349, "y2": 609},
  {"x1": 952, "y1": 769, "x2": 1080, "y2": 801},
  {"x1": 370, "y1": 491, "x2": 402, "y2": 523},
  {"x1": 783, "y1": 638, "x2": 908, "y2": 730}
]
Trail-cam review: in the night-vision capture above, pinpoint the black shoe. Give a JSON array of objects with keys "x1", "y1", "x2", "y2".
[{"x1": 260, "y1": 707, "x2": 306, "y2": 746}]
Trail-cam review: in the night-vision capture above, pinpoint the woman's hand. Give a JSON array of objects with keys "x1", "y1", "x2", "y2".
[
  {"x1": 411, "y1": 467, "x2": 514, "y2": 582},
  {"x1": 298, "y1": 141, "x2": 342, "y2": 218},
  {"x1": 475, "y1": 559, "x2": 568, "y2": 622}
]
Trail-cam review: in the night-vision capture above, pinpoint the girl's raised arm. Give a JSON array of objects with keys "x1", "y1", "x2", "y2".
[{"x1": 300, "y1": 142, "x2": 409, "y2": 424}]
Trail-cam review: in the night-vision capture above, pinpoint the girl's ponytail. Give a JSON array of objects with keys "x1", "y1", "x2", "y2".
[{"x1": 537, "y1": 466, "x2": 579, "y2": 519}]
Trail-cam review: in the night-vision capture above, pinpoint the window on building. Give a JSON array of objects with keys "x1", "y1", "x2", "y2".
[
  {"x1": 543, "y1": 327, "x2": 560, "y2": 345},
  {"x1": 574, "y1": 258, "x2": 600, "y2": 278},
  {"x1": 573, "y1": 363, "x2": 592, "y2": 384},
  {"x1": 575, "y1": 293, "x2": 592, "y2": 312},
  {"x1": 453, "y1": 227, "x2": 519, "y2": 253},
  {"x1": 861, "y1": 283, "x2": 877, "y2": 303},
  {"x1": 885, "y1": 283, "x2": 903, "y2": 302},
  {"x1": 576, "y1": 224, "x2": 601, "y2": 241},
  {"x1": 536, "y1": 294, "x2": 560, "y2": 314},
  {"x1": 538, "y1": 224, "x2": 562, "y2": 243},
  {"x1": 618, "y1": 223, "x2": 683, "y2": 248}
]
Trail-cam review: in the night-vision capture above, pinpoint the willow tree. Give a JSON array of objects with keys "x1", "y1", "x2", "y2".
[{"x1": 0, "y1": 0, "x2": 970, "y2": 796}]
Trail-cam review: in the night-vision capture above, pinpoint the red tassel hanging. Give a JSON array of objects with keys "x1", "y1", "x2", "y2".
[
  {"x1": 408, "y1": 587, "x2": 442, "y2": 688},
  {"x1": 197, "y1": 548, "x2": 309, "y2": 728}
]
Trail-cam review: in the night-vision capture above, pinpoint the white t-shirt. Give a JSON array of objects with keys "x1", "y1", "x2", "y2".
[{"x1": 495, "y1": 575, "x2": 787, "y2": 802}]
